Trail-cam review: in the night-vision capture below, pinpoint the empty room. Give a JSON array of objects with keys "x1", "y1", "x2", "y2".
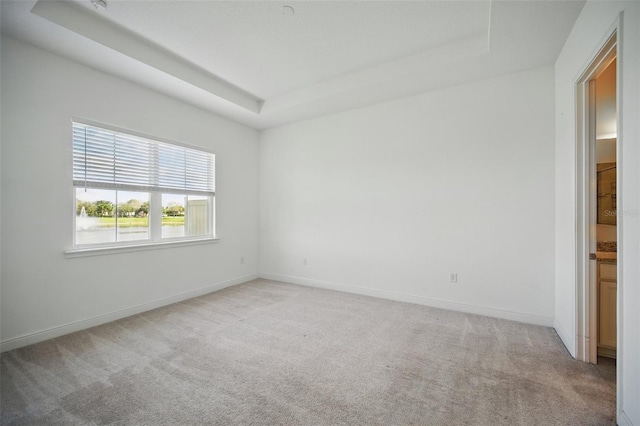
[{"x1": 1, "y1": 0, "x2": 638, "y2": 425}]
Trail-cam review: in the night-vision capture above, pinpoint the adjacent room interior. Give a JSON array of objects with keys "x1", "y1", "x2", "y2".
[
  {"x1": 1, "y1": 1, "x2": 639, "y2": 425},
  {"x1": 595, "y1": 57, "x2": 618, "y2": 364}
]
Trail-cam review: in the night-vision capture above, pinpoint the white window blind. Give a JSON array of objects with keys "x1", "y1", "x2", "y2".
[{"x1": 72, "y1": 122, "x2": 215, "y2": 195}]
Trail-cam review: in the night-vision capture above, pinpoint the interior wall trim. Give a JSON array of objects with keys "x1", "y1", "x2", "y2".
[
  {"x1": 260, "y1": 273, "x2": 554, "y2": 327},
  {"x1": 618, "y1": 409, "x2": 632, "y2": 426},
  {"x1": 0, "y1": 273, "x2": 259, "y2": 353},
  {"x1": 554, "y1": 317, "x2": 576, "y2": 357}
]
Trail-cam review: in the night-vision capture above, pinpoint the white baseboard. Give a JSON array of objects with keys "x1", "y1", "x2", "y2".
[
  {"x1": 260, "y1": 273, "x2": 554, "y2": 327},
  {"x1": 0, "y1": 273, "x2": 259, "y2": 353},
  {"x1": 553, "y1": 319, "x2": 576, "y2": 358},
  {"x1": 618, "y1": 409, "x2": 634, "y2": 426}
]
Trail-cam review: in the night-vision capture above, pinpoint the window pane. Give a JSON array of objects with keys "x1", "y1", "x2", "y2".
[
  {"x1": 187, "y1": 195, "x2": 209, "y2": 236},
  {"x1": 116, "y1": 191, "x2": 150, "y2": 242},
  {"x1": 76, "y1": 189, "x2": 151, "y2": 245},
  {"x1": 161, "y1": 194, "x2": 210, "y2": 239},
  {"x1": 76, "y1": 188, "x2": 116, "y2": 245},
  {"x1": 162, "y1": 194, "x2": 186, "y2": 238}
]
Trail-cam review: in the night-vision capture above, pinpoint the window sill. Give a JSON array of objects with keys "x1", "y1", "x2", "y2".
[{"x1": 65, "y1": 237, "x2": 220, "y2": 258}]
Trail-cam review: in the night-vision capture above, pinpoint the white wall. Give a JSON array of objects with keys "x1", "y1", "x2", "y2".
[
  {"x1": 0, "y1": 37, "x2": 260, "y2": 350},
  {"x1": 259, "y1": 67, "x2": 556, "y2": 326},
  {"x1": 596, "y1": 138, "x2": 616, "y2": 163},
  {"x1": 554, "y1": 1, "x2": 639, "y2": 424}
]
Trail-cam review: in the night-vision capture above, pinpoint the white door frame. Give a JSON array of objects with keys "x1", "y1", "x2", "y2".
[
  {"x1": 575, "y1": 30, "x2": 617, "y2": 364},
  {"x1": 574, "y1": 14, "x2": 623, "y2": 422}
]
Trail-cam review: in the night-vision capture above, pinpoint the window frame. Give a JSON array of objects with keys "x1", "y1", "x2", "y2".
[{"x1": 67, "y1": 119, "x2": 217, "y2": 256}]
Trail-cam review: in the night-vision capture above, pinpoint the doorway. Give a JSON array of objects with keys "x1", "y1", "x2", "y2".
[
  {"x1": 593, "y1": 57, "x2": 617, "y2": 362},
  {"x1": 575, "y1": 26, "x2": 619, "y2": 387}
]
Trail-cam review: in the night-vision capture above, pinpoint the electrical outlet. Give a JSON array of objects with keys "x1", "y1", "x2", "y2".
[
  {"x1": 449, "y1": 273, "x2": 458, "y2": 283},
  {"x1": 303, "y1": 258, "x2": 308, "y2": 266},
  {"x1": 240, "y1": 257, "x2": 245, "y2": 264}
]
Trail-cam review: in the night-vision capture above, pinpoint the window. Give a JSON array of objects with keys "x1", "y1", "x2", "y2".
[{"x1": 72, "y1": 121, "x2": 215, "y2": 249}]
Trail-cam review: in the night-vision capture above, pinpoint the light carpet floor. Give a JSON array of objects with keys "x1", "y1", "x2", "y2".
[{"x1": 1, "y1": 279, "x2": 616, "y2": 425}]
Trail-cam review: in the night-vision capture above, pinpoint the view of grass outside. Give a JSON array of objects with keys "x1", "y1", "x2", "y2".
[
  {"x1": 91, "y1": 217, "x2": 185, "y2": 228},
  {"x1": 76, "y1": 188, "x2": 194, "y2": 244},
  {"x1": 75, "y1": 188, "x2": 209, "y2": 245}
]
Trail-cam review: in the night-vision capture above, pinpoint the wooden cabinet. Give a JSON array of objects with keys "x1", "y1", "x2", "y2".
[{"x1": 598, "y1": 261, "x2": 617, "y2": 358}]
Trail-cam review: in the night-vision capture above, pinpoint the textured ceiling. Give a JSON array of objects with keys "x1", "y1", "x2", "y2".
[{"x1": 1, "y1": 0, "x2": 585, "y2": 129}]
